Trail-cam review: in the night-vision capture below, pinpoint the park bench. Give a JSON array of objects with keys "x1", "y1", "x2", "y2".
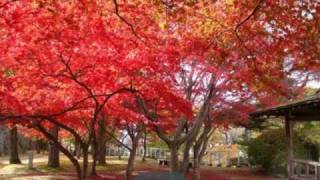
[
  {"x1": 158, "y1": 159, "x2": 193, "y2": 172},
  {"x1": 158, "y1": 159, "x2": 170, "y2": 166}
]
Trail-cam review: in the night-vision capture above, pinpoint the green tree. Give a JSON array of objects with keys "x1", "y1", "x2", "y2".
[{"x1": 243, "y1": 127, "x2": 318, "y2": 174}]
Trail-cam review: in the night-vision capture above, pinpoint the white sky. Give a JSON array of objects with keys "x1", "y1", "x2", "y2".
[{"x1": 307, "y1": 80, "x2": 320, "y2": 89}]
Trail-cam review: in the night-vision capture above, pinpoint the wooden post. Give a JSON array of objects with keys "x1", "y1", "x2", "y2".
[
  {"x1": 315, "y1": 165, "x2": 318, "y2": 180},
  {"x1": 285, "y1": 116, "x2": 294, "y2": 179}
]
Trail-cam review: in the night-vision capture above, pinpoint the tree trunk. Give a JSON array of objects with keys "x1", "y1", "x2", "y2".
[
  {"x1": 34, "y1": 124, "x2": 83, "y2": 180},
  {"x1": 90, "y1": 137, "x2": 98, "y2": 176},
  {"x1": 36, "y1": 139, "x2": 41, "y2": 154},
  {"x1": 135, "y1": 74, "x2": 215, "y2": 176},
  {"x1": 192, "y1": 153, "x2": 201, "y2": 180},
  {"x1": 169, "y1": 144, "x2": 179, "y2": 172},
  {"x1": 9, "y1": 126, "x2": 21, "y2": 164},
  {"x1": 97, "y1": 142, "x2": 106, "y2": 165},
  {"x1": 142, "y1": 129, "x2": 147, "y2": 162},
  {"x1": 97, "y1": 119, "x2": 106, "y2": 165},
  {"x1": 181, "y1": 140, "x2": 192, "y2": 175},
  {"x1": 191, "y1": 126, "x2": 213, "y2": 180},
  {"x1": 48, "y1": 125, "x2": 60, "y2": 168},
  {"x1": 118, "y1": 146, "x2": 122, "y2": 160},
  {"x1": 74, "y1": 138, "x2": 82, "y2": 159},
  {"x1": 125, "y1": 132, "x2": 141, "y2": 180},
  {"x1": 192, "y1": 141, "x2": 203, "y2": 180},
  {"x1": 82, "y1": 145, "x2": 89, "y2": 180},
  {"x1": 125, "y1": 123, "x2": 143, "y2": 180},
  {"x1": 73, "y1": 139, "x2": 77, "y2": 156},
  {"x1": 125, "y1": 142, "x2": 138, "y2": 180},
  {"x1": 192, "y1": 145, "x2": 207, "y2": 180}
]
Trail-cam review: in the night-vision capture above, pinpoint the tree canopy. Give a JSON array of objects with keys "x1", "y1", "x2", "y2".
[{"x1": 0, "y1": 0, "x2": 319, "y2": 179}]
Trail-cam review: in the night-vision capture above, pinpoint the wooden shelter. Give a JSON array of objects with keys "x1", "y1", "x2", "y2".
[{"x1": 250, "y1": 94, "x2": 320, "y2": 180}]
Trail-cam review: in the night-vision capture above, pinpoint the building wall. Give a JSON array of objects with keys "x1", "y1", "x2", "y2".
[{"x1": 204, "y1": 144, "x2": 241, "y2": 167}]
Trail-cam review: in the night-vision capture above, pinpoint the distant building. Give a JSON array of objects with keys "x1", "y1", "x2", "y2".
[
  {"x1": 204, "y1": 144, "x2": 242, "y2": 167},
  {"x1": 202, "y1": 127, "x2": 248, "y2": 167}
]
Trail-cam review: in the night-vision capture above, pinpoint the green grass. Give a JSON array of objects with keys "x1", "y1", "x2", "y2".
[
  {"x1": 97, "y1": 163, "x2": 127, "y2": 172},
  {"x1": 37, "y1": 165, "x2": 67, "y2": 173},
  {"x1": 35, "y1": 159, "x2": 75, "y2": 173}
]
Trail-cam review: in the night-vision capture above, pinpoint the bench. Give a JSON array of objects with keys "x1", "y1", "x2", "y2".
[{"x1": 159, "y1": 159, "x2": 170, "y2": 166}]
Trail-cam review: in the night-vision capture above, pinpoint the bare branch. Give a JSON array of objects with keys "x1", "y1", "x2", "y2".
[
  {"x1": 59, "y1": 55, "x2": 97, "y2": 104},
  {"x1": 112, "y1": 0, "x2": 140, "y2": 40},
  {"x1": 135, "y1": 95, "x2": 171, "y2": 144},
  {"x1": 234, "y1": 0, "x2": 265, "y2": 56},
  {"x1": 160, "y1": 0, "x2": 174, "y2": 9},
  {"x1": 105, "y1": 130, "x2": 132, "y2": 151},
  {"x1": 32, "y1": 121, "x2": 82, "y2": 180},
  {"x1": 235, "y1": 0, "x2": 265, "y2": 32}
]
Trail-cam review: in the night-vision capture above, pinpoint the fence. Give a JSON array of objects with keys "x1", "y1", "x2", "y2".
[
  {"x1": 292, "y1": 159, "x2": 320, "y2": 180},
  {"x1": 105, "y1": 146, "x2": 167, "y2": 159}
]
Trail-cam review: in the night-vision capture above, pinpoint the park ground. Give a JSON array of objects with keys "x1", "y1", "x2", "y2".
[{"x1": 0, "y1": 154, "x2": 283, "y2": 180}]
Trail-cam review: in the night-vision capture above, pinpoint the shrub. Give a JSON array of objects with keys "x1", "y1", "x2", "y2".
[{"x1": 244, "y1": 128, "x2": 318, "y2": 174}]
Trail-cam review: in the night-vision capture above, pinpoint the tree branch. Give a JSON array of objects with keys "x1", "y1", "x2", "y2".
[
  {"x1": 112, "y1": 0, "x2": 140, "y2": 40},
  {"x1": 135, "y1": 95, "x2": 171, "y2": 144},
  {"x1": 234, "y1": 0, "x2": 265, "y2": 56},
  {"x1": 105, "y1": 130, "x2": 132, "y2": 151}
]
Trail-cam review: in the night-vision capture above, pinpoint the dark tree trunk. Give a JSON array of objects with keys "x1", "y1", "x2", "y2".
[
  {"x1": 82, "y1": 145, "x2": 89, "y2": 180},
  {"x1": 48, "y1": 125, "x2": 60, "y2": 168},
  {"x1": 180, "y1": 121, "x2": 192, "y2": 174},
  {"x1": 125, "y1": 123, "x2": 143, "y2": 180},
  {"x1": 125, "y1": 140, "x2": 138, "y2": 180},
  {"x1": 169, "y1": 144, "x2": 180, "y2": 172},
  {"x1": 9, "y1": 126, "x2": 21, "y2": 164},
  {"x1": 193, "y1": 141, "x2": 203, "y2": 180},
  {"x1": 192, "y1": 125, "x2": 213, "y2": 180},
  {"x1": 192, "y1": 143, "x2": 207, "y2": 180},
  {"x1": 192, "y1": 153, "x2": 201, "y2": 180},
  {"x1": 73, "y1": 140, "x2": 77, "y2": 156},
  {"x1": 28, "y1": 139, "x2": 32, "y2": 150},
  {"x1": 90, "y1": 137, "x2": 98, "y2": 176},
  {"x1": 118, "y1": 146, "x2": 122, "y2": 160},
  {"x1": 36, "y1": 139, "x2": 41, "y2": 154},
  {"x1": 142, "y1": 128, "x2": 147, "y2": 162},
  {"x1": 97, "y1": 143, "x2": 106, "y2": 165},
  {"x1": 181, "y1": 140, "x2": 192, "y2": 175},
  {"x1": 34, "y1": 123, "x2": 83, "y2": 180},
  {"x1": 74, "y1": 138, "x2": 82, "y2": 159},
  {"x1": 97, "y1": 119, "x2": 106, "y2": 165}
]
